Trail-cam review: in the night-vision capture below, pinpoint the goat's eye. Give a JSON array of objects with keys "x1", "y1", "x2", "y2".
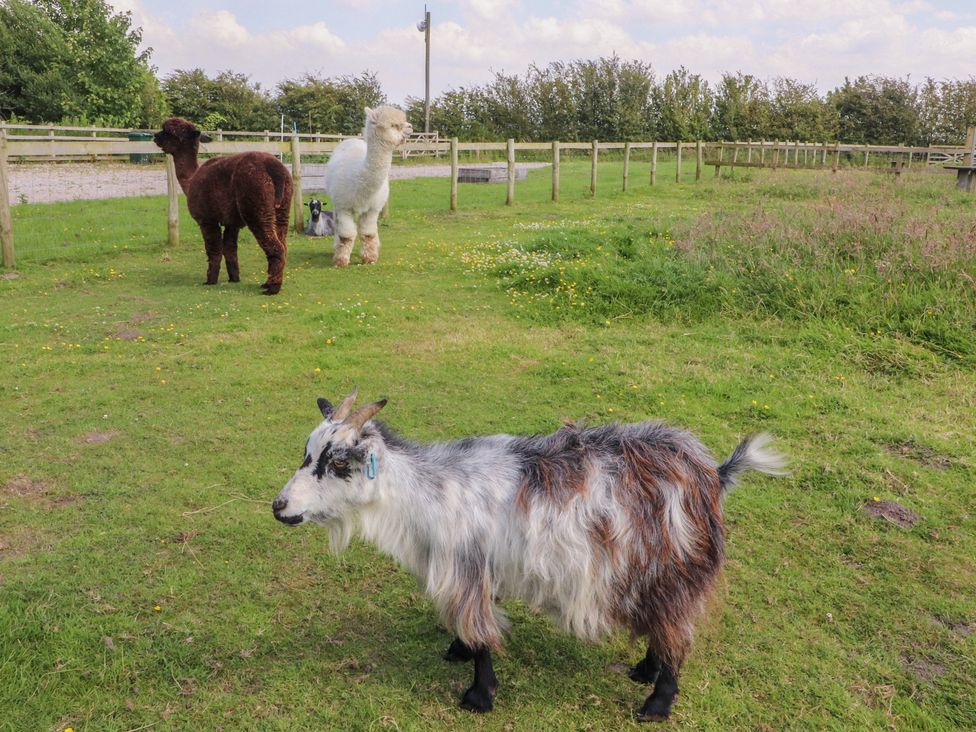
[{"x1": 331, "y1": 460, "x2": 348, "y2": 471}]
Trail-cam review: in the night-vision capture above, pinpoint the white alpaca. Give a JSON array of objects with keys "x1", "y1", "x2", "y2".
[{"x1": 324, "y1": 106, "x2": 412, "y2": 267}]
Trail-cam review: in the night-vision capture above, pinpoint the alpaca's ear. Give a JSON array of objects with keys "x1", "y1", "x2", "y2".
[
  {"x1": 365, "y1": 107, "x2": 378, "y2": 124},
  {"x1": 199, "y1": 132, "x2": 213, "y2": 143}
]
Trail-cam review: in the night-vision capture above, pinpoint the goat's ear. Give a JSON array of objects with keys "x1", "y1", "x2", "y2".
[{"x1": 317, "y1": 397, "x2": 335, "y2": 420}]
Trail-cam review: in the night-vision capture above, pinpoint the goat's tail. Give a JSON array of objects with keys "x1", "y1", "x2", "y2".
[{"x1": 717, "y1": 433, "x2": 788, "y2": 493}]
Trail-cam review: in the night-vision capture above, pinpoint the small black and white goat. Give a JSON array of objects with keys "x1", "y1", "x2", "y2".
[
  {"x1": 304, "y1": 198, "x2": 335, "y2": 237},
  {"x1": 272, "y1": 389, "x2": 786, "y2": 721}
]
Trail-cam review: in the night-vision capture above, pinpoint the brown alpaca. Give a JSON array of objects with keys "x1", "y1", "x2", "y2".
[{"x1": 154, "y1": 117, "x2": 293, "y2": 295}]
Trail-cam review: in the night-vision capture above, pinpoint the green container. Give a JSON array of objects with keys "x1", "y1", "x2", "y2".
[{"x1": 128, "y1": 131, "x2": 153, "y2": 164}]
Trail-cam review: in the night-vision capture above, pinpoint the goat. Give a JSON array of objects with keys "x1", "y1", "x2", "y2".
[
  {"x1": 272, "y1": 389, "x2": 787, "y2": 721},
  {"x1": 304, "y1": 198, "x2": 336, "y2": 237}
]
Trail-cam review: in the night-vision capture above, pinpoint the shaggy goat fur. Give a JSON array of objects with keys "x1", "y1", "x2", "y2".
[
  {"x1": 273, "y1": 390, "x2": 787, "y2": 721},
  {"x1": 154, "y1": 117, "x2": 293, "y2": 294},
  {"x1": 323, "y1": 106, "x2": 411, "y2": 266},
  {"x1": 304, "y1": 198, "x2": 335, "y2": 237}
]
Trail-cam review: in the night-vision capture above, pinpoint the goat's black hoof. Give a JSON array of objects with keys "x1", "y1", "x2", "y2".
[
  {"x1": 460, "y1": 685, "x2": 494, "y2": 713},
  {"x1": 629, "y1": 659, "x2": 661, "y2": 685},
  {"x1": 444, "y1": 639, "x2": 475, "y2": 663},
  {"x1": 262, "y1": 284, "x2": 281, "y2": 295},
  {"x1": 636, "y1": 693, "x2": 676, "y2": 723},
  {"x1": 229, "y1": 276, "x2": 240, "y2": 283},
  {"x1": 203, "y1": 281, "x2": 217, "y2": 286}
]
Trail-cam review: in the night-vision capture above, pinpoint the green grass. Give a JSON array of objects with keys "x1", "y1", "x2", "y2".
[{"x1": 1, "y1": 162, "x2": 974, "y2": 731}]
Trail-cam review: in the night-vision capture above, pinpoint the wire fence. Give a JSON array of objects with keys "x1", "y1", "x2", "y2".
[{"x1": 1, "y1": 123, "x2": 972, "y2": 268}]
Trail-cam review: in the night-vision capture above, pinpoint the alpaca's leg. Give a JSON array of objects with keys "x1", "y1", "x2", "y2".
[
  {"x1": 258, "y1": 204, "x2": 290, "y2": 294},
  {"x1": 222, "y1": 226, "x2": 241, "y2": 282},
  {"x1": 359, "y1": 210, "x2": 381, "y2": 265},
  {"x1": 248, "y1": 213, "x2": 287, "y2": 295},
  {"x1": 200, "y1": 222, "x2": 224, "y2": 285},
  {"x1": 333, "y1": 211, "x2": 357, "y2": 267}
]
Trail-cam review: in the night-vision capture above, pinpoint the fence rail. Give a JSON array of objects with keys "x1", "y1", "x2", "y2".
[{"x1": 1, "y1": 124, "x2": 973, "y2": 270}]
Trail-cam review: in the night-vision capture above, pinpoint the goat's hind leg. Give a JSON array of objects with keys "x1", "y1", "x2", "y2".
[
  {"x1": 444, "y1": 637, "x2": 475, "y2": 662},
  {"x1": 629, "y1": 644, "x2": 662, "y2": 685},
  {"x1": 459, "y1": 647, "x2": 497, "y2": 713},
  {"x1": 636, "y1": 657, "x2": 679, "y2": 722}
]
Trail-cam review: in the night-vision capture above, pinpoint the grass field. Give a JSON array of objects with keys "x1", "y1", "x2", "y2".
[{"x1": 1, "y1": 161, "x2": 974, "y2": 731}]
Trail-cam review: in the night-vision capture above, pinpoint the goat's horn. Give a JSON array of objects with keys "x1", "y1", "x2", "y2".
[
  {"x1": 332, "y1": 386, "x2": 359, "y2": 422},
  {"x1": 344, "y1": 399, "x2": 387, "y2": 432}
]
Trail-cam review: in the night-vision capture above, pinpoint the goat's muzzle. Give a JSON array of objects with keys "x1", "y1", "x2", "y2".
[{"x1": 272, "y1": 497, "x2": 303, "y2": 525}]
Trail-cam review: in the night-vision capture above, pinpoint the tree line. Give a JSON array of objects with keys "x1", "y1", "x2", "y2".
[{"x1": 2, "y1": 0, "x2": 974, "y2": 145}]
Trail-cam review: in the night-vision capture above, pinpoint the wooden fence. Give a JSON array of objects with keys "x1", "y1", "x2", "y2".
[{"x1": 0, "y1": 123, "x2": 971, "y2": 270}]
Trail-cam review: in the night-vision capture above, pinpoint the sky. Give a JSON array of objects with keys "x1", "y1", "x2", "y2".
[{"x1": 110, "y1": 0, "x2": 976, "y2": 106}]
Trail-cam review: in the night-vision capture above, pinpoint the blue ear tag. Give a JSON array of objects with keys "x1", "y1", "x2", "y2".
[{"x1": 365, "y1": 453, "x2": 377, "y2": 480}]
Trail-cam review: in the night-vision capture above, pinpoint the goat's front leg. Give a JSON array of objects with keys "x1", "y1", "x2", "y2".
[
  {"x1": 459, "y1": 646, "x2": 497, "y2": 713},
  {"x1": 333, "y1": 211, "x2": 357, "y2": 267}
]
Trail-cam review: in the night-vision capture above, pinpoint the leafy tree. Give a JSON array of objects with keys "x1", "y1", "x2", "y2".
[
  {"x1": 768, "y1": 77, "x2": 837, "y2": 141},
  {"x1": 917, "y1": 77, "x2": 976, "y2": 145},
  {"x1": 525, "y1": 62, "x2": 578, "y2": 141},
  {"x1": 829, "y1": 75, "x2": 920, "y2": 144},
  {"x1": 162, "y1": 69, "x2": 277, "y2": 131},
  {"x1": 712, "y1": 72, "x2": 770, "y2": 140},
  {"x1": 0, "y1": 0, "x2": 77, "y2": 121},
  {"x1": 276, "y1": 72, "x2": 386, "y2": 135},
  {"x1": 0, "y1": 0, "x2": 165, "y2": 125},
  {"x1": 653, "y1": 66, "x2": 714, "y2": 141}
]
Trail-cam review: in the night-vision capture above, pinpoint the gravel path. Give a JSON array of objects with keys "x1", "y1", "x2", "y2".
[{"x1": 6, "y1": 161, "x2": 550, "y2": 205}]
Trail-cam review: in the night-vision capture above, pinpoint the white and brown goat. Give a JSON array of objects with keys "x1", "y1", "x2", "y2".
[{"x1": 272, "y1": 388, "x2": 786, "y2": 721}]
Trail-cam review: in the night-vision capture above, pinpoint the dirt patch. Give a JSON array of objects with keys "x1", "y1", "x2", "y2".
[
  {"x1": 862, "y1": 499, "x2": 922, "y2": 529},
  {"x1": 2, "y1": 474, "x2": 53, "y2": 499},
  {"x1": 933, "y1": 614, "x2": 975, "y2": 637},
  {"x1": 885, "y1": 439, "x2": 953, "y2": 469},
  {"x1": 901, "y1": 653, "x2": 946, "y2": 682},
  {"x1": 114, "y1": 329, "x2": 143, "y2": 341},
  {"x1": 82, "y1": 430, "x2": 120, "y2": 444}
]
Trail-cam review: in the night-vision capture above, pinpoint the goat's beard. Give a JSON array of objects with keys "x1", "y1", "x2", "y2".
[{"x1": 326, "y1": 516, "x2": 353, "y2": 553}]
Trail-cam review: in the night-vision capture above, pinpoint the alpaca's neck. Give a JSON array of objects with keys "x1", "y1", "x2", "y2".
[
  {"x1": 169, "y1": 149, "x2": 200, "y2": 194},
  {"x1": 358, "y1": 136, "x2": 395, "y2": 189}
]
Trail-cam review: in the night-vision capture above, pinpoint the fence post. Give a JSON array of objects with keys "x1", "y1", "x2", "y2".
[
  {"x1": 506, "y1": 138, "x2": 515, "y2": 206},
  {"x1": 833, "y1": 143, "x2": 841, "y2": 172},
  {"x1": 675, "y1": 142, "x2": 682, "y2": 183},
  {"x1": 591, "y1": 140, "x2": 598, "y2": 196},
  {"x1": 695, "y1": 140, "x2": 702, "y2": 181},
  {"x1": 450, "y1": 137, "x2": 458, "y2": 211},
  {"x1": 747, "y1": 139, "x2": 753, "y2": 163},
  {"x1": 551, "y1": 141, "x2": 560, "y2": 202},
  {"x1": 623, "y1": 141, "x2": 631, "y2": 192},
  {"x1": 165, "y1": 156, "x2": 180, "y2": 247},
  {"x1": 650, "y1": 141, "x2": 658, "y2": 186},
  {"x1": 0, "y1": 130, "x2": 14, "y2": 269},
  {"x1": 772, "y1": 140, "x2": 780, "y2": 171},
  {"x1": 716, "y1": 144, "x2": 724, "y2": 178},
  {"x1": 291, "y1": 134, "x2": 304, "y2": 233},
  {"x1": 863, "y1": 145, "x2": 870, "y2": 168}
]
